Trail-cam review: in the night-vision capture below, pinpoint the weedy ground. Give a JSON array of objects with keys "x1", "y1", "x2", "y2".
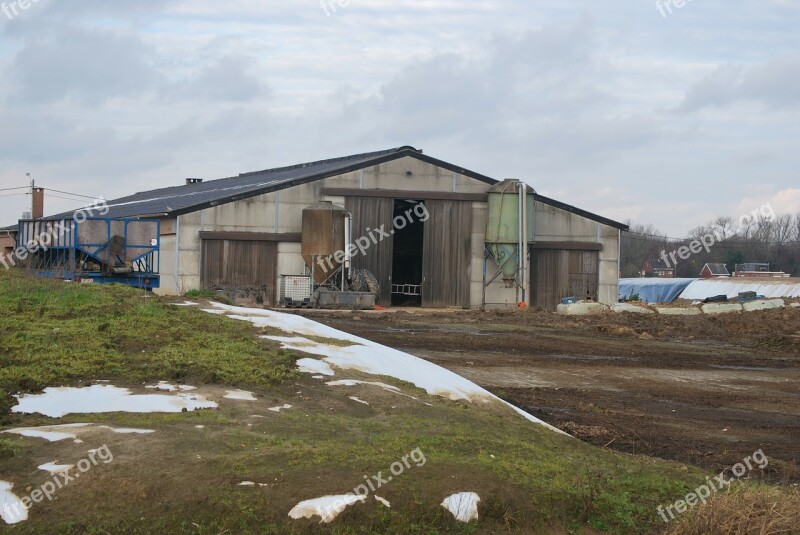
[{"x1": 0, "y1": 270, "x2": 796, "y2": 534}]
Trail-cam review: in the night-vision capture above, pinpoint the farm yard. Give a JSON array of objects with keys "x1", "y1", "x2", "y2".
[
  {"x1": 306, "y1": 306, "x2": 800, "y2": 484},
  {"x1": 1, "y1": 270, "x2": 798, "y2": 534}
]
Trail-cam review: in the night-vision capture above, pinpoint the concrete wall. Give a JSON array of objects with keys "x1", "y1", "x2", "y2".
[
  {"x1": 530, "y1": 201, "x2": 620, "y2": 306},
  {"x1": 155, "y1": 156, "x2": 621, "y2": 307}
]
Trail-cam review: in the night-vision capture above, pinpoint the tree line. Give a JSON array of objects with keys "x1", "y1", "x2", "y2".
[{"x1": 620, "y1": 212, "x2": 800, "y2": 278}]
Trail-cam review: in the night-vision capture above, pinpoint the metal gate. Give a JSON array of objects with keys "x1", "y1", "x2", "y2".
[
  {"x1": 201, "y1": 239, "x2": 277, "y2": 306},
  {"x1": 421, "y1": 200, "x2": 472, "y2": 308},
  {"x1": 531, "y1": 249, "x2": 599, "y2": 310},
  {"x1": 345, "y1": 197, "x2": 395, "y2": 307}
]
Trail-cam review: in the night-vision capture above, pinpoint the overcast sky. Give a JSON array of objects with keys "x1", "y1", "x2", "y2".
[{"x1": 1, "y1": 0, "x2": 798, "y2": 235}]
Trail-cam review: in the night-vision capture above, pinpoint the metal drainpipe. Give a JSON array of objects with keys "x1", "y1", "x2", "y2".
[
  {"x1": 521, "y1": 183, "x2": 528, "y2": 306},
  {"x1": 174, "y1": 216, "x2": 181, "y2": 295}
]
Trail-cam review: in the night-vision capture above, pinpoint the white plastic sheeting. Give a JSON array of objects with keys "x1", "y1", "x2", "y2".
[
  {"x1": 679, "y1": 279, "x2": 800, "y2": 300},
  {"x1": 207, "y1": 303, "x2": 568, "y2": 435}
]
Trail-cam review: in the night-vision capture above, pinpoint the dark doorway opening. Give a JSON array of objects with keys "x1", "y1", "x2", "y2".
[{"x1": 391, "y1": 199, "x2": 425, "y2": 306}]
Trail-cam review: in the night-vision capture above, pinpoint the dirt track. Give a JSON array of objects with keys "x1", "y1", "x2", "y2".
[{"x1": 298, "y1": 306, "x2": 800, "y2": 483}]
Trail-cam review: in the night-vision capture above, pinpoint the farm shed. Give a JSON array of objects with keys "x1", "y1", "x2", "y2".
[{"x1": 23, "y1": 147, "x2": 627, "y2": 310}]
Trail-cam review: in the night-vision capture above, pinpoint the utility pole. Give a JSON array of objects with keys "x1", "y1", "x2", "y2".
[{"x1": 26, "y1": 172, "x2": 33, "y2": 215}]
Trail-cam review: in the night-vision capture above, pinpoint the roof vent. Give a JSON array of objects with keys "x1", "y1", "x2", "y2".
[{"x1": 186, "y1": 178, "x2": 204, "y2": 185}]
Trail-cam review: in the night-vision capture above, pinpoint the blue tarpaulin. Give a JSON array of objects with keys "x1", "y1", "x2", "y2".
[{"x1": 618, "y1": 278, "x2": 698, "y2": 304}]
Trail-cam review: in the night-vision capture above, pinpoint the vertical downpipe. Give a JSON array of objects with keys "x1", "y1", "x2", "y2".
[
  {"x1": 344, "y1": 213, "x2": 352, "y2": 278},
  {"x1": 517, "y1": 182, "x2": 523, "y2": 305},
  {"x1": 174, "y1": 216, "x2": 181, "y2": 294},
  {"x1": 521, "y1": 184, "x2": 528, "y2": 306}
]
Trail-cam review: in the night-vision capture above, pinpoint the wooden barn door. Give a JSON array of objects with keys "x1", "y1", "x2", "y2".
[
  {"x1": 531, "y1": 249, "x2": 599, "y2": 310},
  {"x1": 201, "y1": 239, "x2": 278, "y2": 306},
  {"x1": 345, "y1": 197, "x2": 395, "y2": 307},
  {"x1": 421, "y1": 200, "x2": 472, "y2": 308},
  {"x1": 568, "y1": 250, "x2": 599, "y2": 303}
]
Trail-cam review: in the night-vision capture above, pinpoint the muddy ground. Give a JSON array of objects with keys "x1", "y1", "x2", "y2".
[{"x1": 297, "y1": 306, "x2": 800, "y2": 483}]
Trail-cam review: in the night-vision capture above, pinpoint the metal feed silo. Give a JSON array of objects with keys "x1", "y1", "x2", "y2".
[
  {"x1": 301, "y1": 201, "x2": 348, "y2": 285},
  {"x1": 485, "y1": 179, "x2": 535, "y2": 290}
]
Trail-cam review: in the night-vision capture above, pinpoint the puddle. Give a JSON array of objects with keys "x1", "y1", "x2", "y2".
[
  {"x1": 546, "y1": 355, "x2": 637, "y2": 362},
  {"x1": 100, "y1": 426, "x2": 155, "y2": 434},
  {"x1": 326, "y1": 380, "x2": 401, "y2": 392},
  {"x1": 441, "y1": 492, "x2": 480, "y2": 522},
  {"x1": 38, "y1": 462, "x2": 73, "y2": 474},
  {"x1": 12, "y1": 385, "x2": 218, "y2": 418},
  {"x1": 268, "y1": 404, "x2": 293, "y2": 413},
  {"x1": 0, "y1": 481, "x2": 27, "y2": 525},
  {"x1": 296, "y1": 357, "x2": 335, "y2": 376},
  {"x1": 224, "y1": 390, "x2": 257, "y2": 401},
  {"x1": 145, "y1": 382, "x2": 197, "y2": 392},
  {"x1": 288, "y1": 494, "x2": 367, "y2": 523},
  {"x1": 710, "y1": 365, "x2": 782, "y2": 372},
  {"x1": 3, "y1": 423, "x2": 91, "y2": 442}
]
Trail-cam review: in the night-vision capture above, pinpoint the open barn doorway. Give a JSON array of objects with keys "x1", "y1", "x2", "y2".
[{"x1": 391, "y1": 199, "x2": 425, "y2": 306}]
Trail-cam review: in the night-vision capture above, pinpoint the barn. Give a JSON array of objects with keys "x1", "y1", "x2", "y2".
[{"x1": 30, "y1": 146, "x2": 627, "y2": 310}]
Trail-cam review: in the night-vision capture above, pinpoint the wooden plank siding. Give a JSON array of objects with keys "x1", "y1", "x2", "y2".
[
  {"x1": 530, "y1": 249, "x2": 600, "y2": 310},
  {"x1": 345, "y1": 196, "x2": 395, "y2": 307},
  {"x1": 200, "y1": 239, "x2": 278, "y2": 305},
  {"x1": 421, "y1": 200, "x2": 473, "y2": 308}
]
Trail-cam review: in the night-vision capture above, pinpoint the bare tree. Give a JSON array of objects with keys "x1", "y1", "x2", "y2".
[
  {"x1": 711, "y1": 216, "x2": 735, "y2": 241},
  {"x1": 794, "y1": 213, "x2": 800, "y2": 243},
  {"x1": 752, "y1": 214, "x2": 774, "y2": 243},
  {"x1": 736, "y1": 215, "x2": 756, "y2": 239},
  {"x1": 772, "y1": 214, "x2": 794, "y2": 245}
]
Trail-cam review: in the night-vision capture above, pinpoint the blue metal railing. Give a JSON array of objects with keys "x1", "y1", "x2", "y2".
[{"x1": 16, "y1": 218, "x2": 161, "y2": 290}]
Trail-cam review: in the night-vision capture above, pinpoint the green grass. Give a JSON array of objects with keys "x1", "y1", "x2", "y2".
[
  {"x1": 0, "y1": 270, "x2": 298, "y2": 420},
  {"x1": 183, "y1": 289, "x2": 218, "y2": 299},
  {"x1": 1, "y1": 270, "x2": 791, "y2": 535}
]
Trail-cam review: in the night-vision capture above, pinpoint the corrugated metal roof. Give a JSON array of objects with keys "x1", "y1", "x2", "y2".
[
  {"x1": 28, "y1": 146, "x2": 628, "y2": 230},
  {"x1": 43, "y1": 147, "x2": 422, "y2": 220}
]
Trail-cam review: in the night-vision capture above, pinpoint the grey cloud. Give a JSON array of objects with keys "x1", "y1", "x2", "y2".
[
  {"x1": 338, "y1": 22, "x2": 654, "y2": 164},
  {"x1": 165, "y1": 56, "x2": 269, "y2": 103},
  {"x1": 678, "y1": 56, "x2": 800, "y2": 112},
  {"x1": 9, "y1": 26, "x2": 158, "y2": 104}
]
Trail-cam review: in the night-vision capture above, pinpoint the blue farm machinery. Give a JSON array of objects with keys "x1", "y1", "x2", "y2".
[{"x1": 16, "y1": 218, "x2": 160, "y2": 290}]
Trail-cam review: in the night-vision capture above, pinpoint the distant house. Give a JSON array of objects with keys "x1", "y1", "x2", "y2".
[
  {"x1": 0, "y1": 230, "x2": 15, "y2": 257},
  {"x1": 641, "y1": 259, "x2": 675, "y2": 278},
  {"x1": 700, "y1": 263, "x2": 730, "y2": 278},
  {"x1": 733, "y1": 263, "x2": 789, "y2": 278}
]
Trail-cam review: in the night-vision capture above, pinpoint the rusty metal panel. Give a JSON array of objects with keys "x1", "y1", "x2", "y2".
[
  {"x1": 201, "y1": 239, "x2": 277, "y2": 306},
  {"x1": 302, "y1": 202, "x2": 347, "y2": 284},
  {"x1": 345, "y1": 196, "x2": 394, "y2": 307},
  {"x1": 422, "y1": 200, "x2": 472, "y2": 308},
  {"x1": 531, "y1": 249, "x2": 599, "y2": 310}
]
